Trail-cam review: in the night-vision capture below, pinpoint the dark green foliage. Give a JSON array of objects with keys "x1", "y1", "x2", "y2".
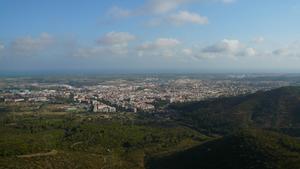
[
  {"x1": 146, "y1": 129, "x2": 300, "y2": 169},
  {"x1": 170, "y1": 86, "x2": 300, "y2": 134},
  {"x1": 2, "y1": 86, "x2": 300, "y2": 168},
  {"x1": 0, "y1": 114, "x2": 208, "y2": 169},
  {"x1": 153, "y1": 99, "x2": 169, "y2": 109}
]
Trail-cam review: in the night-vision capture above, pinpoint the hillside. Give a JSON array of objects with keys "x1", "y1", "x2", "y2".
[
  {"x1": 169, "y1": 86, "x2": 300, "y2": 134},
  {"x1": 0, "y1": 106, "x2": 210, "y2": 169},
  {"x1": 146, "y1": 129, "x2": 300, "y2": 169},
  {"x1": 2, "y1": 86, "x2": 300, "y2": 168}
]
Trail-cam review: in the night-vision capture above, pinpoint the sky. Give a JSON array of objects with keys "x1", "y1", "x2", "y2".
[{"x1": 0, "y1": 0, "x2": 300, "y2": 73}]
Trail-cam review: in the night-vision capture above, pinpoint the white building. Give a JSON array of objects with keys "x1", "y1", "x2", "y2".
[{"x1": 93, "y1": 102, "x2": 116, "y2": 113}]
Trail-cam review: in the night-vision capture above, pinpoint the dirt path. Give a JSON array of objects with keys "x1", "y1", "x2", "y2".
[
  {"x1": 17, "y1": 150, "x2": 58, "y2": 158},
  {"x1": 70, "y1": 141, "x2": 84, "y2": 148}
]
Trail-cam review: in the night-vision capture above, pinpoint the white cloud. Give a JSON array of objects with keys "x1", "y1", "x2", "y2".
[
  {"x1": 239, "y1": 47, "x2": 256, "y2": 56},
  {"x1": 139, "y1": 38, "x2": 180, "y2": 49},
  {"x1": 107, "y1": 0, "x2": 189, "y2": 19},
  {"x1": 202, "y1": 39, "x2": 243, "y2": 54},
  {"x1": 75, "y1": 37, "x2": 181, "y2": 59},
  {"x1": 195, "y1": 53, "x2": 218, "y2": 60},
  {"x1": 221, "y1": 0, "x2": 235, "y2": 4},
  {"x1": 182, "y1": 48, "x2": 193, "y2": 55},
  {"x1": 155, "y1": 38, "x2": 181, "y2": 47},
  {"x1": 145, "y1": 0, "x2": 191, "y2": 14},
  {"x1": 106, "y1": 0, "x2": 234, "y2": 27},
  {"x1": 73, "y1": 47, "x2": 104, "y2": 58},
  {"x1": 201, "y1": 39, "x2": 257, "y2": 58},
  {"x1": 74, "y1": 45, "x2": 130, "y2": 58},
  {"x1": 138, "y1": 38, "x2": 181, "y2": 57},
  {"x1": 136, "y1": 38, "x2": 257, "y2": 61},
  {"x1": 0, "y1": 42, "x2": 4, "y2": 58},
  {"x1": 97, "y1": 32, "x2": 136, "y2": 46},
  {"x1": 107, "y1": 6, "x2": 132, "y2": 19},
  {"x1": 273, "y1": 48, "x2": 300, "y2": 58},
  {"x1": 7, "y1": 32, "x2": 300, "y2": 72},
  {"x1": 10, "y1": 33, "x2": 54, "y2": 56},
  {"x1": 74, "y1": 32, "x2": 136, "y2": 58},
  {"x1": 144, "y1": 0, "x2": 234, "y2": 14},
  {"x1": 0, "y1": 42, "x2": 4, "y2": 51},
  {"x1": 273, "y1": 48, "x2": 289, "y2": 56},
  {"x1": 252, "y1": 36, "x2": 265, "y2": 43},
  {"x1": 167, "y1": 11, "x2": 208, "y2": 25},
  {"x1": 182, "y1": 48, "x2": 217, "y2": 60},
  {"x1": 272, "y1": 42, "x2": 300, "y2": 58}
]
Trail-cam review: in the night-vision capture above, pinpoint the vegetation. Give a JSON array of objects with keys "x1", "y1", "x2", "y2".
[
  {"x1": 0, "y1": 103, "x2": 209, "y2": 169},
  {"x1": 169, "y1": 86, "x2": 300, "y2": 134},
  {"x1": 146, "y1": 129, "x2": 300, "y2": 169},
  {"x1": 2, "y1": 86, "x2": 300, "y2": 168}
]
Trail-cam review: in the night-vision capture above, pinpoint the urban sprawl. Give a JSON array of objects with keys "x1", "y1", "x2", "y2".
[{"x1": 0, "y1": 77, "x2": 291, "y2": 113}]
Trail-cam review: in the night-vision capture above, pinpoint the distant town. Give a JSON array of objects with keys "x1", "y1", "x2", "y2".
[{"x1": 0, "y1": 74, "x2": 296, "y2": 114}]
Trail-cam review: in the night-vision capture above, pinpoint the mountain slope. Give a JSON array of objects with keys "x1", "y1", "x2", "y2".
[
  {"x1": 169, "y1": 86, "x2": 300, "y2": 134},
  {"x1": 146, "y1": 129, "x2": 300, "y2": 169}
]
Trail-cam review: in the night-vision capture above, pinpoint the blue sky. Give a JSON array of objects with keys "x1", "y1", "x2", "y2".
[{"x1": 1, "y1": 0, "x2": 300, "y2": 73}]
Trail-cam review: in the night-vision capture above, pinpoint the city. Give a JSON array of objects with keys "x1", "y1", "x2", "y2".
[
  {"x1": 1, "y1": 0, "x2": 300, "y2": 168},
  {"x1": 0, "y1": 75, "x2": 293, "y2": 114}
]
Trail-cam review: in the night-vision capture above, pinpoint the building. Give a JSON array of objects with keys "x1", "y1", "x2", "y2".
[{"x1": 93, "y1": 102, "x2": 116, "y2": 113}]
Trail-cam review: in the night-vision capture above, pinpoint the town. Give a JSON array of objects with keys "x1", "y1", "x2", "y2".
[{"x1": 0, "y1": 75, "x2": 292, "y2": 113}]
